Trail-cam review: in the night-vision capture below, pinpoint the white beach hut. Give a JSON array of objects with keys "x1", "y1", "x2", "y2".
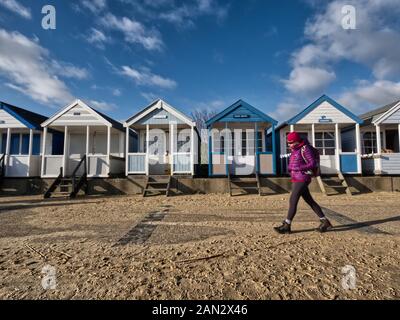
[
  {"x1": 0, "y1": 101, "x2": 47, "y2": 178},
  {"x1": 124, "y1": 99, "x2": 199, "y2": 177},
  {"x1": 41, "y1": 99, "x2": 125, "y2": 179},
  {"x1": 353, "y1": 100, "x2": 400, "y2": 175},
  {"x1": 278, "y1": 95, "x2": 364, "y2": 176}
]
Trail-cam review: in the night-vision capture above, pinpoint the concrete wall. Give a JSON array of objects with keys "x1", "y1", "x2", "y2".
[{"x1": 1, "y1": 176, "x2": 400, "y2": 197}]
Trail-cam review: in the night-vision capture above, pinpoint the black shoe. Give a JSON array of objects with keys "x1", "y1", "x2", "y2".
[
  {"x1": 274, "y1": 221, "x2": 291, "y2": 234},
  {"x1": 317, "y1": 219, "x2": 333, "y2": 233}
]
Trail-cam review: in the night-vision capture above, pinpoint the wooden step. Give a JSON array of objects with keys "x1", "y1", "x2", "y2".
[
  {"x1": 143, "y1": 176, "x2": 172, "y2": 197},
  {"x1": 147, "y1": 182, "x2": 169, "y2": 185},
  {"x1": 231, "y1": 186, "x2": 258, "y2": 190},
  {"x1": 53, "y1": 191, "x2": 71, "y2": 196}
]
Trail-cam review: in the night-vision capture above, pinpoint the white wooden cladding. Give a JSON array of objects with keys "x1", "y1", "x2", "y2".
[
  {"x1": 297, "y1": 101, "x2": 355, "y2": 124},
  {"x1": 381, "y1": 108, "x2": 400, "y2": 124},
  {"x1": 51, "y1": 105, "x2": 107, "y2": 126},
  {"x1": 0, "y1": 109, "x2": 26, "y2": 129}
]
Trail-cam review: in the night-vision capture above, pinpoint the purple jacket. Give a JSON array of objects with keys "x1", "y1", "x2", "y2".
[{"x1": 288, "y1": 140, "x2": 317, "y2": 183}]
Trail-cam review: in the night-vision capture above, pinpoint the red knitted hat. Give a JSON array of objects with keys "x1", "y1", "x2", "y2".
[{"x1": 287, "y1": 132, "x2": 302, "y2": 143}]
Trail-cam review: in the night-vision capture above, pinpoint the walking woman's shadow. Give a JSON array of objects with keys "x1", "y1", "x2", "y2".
[{"x1": 291, "y1": 215, "x2": 400, "y2": 235}]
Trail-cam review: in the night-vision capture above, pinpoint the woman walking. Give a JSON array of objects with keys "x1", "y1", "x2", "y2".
[{"x1": 274, "y1": 132, "x2": 333, "y2": 234}]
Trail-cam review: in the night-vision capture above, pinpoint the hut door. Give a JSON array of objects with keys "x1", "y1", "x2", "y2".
[
  {"x1": 148, "y1": 130, "x2": 167, "y2": 175},
  {"x1": 230, "y1": 130, "x2": 256, "y2": 176}
]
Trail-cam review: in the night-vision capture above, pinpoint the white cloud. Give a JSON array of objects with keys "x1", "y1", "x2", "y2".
[
  {"x1": 81, "y1": 0, "x2": 107, "y2": 13},
  {"x1": 121, "y1": 66, "x2": 177, "y2": 89},
  {"x1": 299, "y1": 0, "x2": 400, "y2": 79},
  {"x1": 86, "y1": 28, "x2": 109, "y2": 48},
  {"x1": 272, "y1": 100, "x2": 302, "y2": 123},
  {"x1": 88, "y1": 99, "x2": 117, "y2": 111},
  {"x1": 339, "y1": 80, "x2": 400, "y2": 112},
  {"x1": 50, "y1": 61, "x2": 89, "y2": 80},
  {"x1": 140, "y1": 92, "x2": 159, "y2": 102},
  {"x1": 0, "y1": 0, "x2": 31, "y2": 19},
  {"x1": 282, "y1": 66, "x2": 336, "y2": 96},
  {"x1": 112, "y1": 88, "x2": 122, "y2": 96},
  {"x1": 159, "y1": 0, "x2": 228, "y2": 28},
  {"x1": 281, "y1": 0, "x2": 400, "y2": 110},
  {"x1": 100, "y1": 13, "x2": 163, "y2": 51},
  {"x1": 0, "y1": 28, "x2": 91, "y2": 106}
]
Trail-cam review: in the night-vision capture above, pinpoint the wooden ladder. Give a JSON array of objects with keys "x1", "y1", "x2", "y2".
[
  {"x1": 317, "y1": 172, "x2": 352, "y2": 196},
  {"x1": 44, "y1": 156, "x2": 88, "y2": 199},
  {"x1": 143, "y1": 175, "x2": 172, "y2": 197},
  {"x1": 228, "y1": 173, "x2": 261, "y2": 197},
  {"x1": 338, "y1": 172, "x2": 353, "y2": 196}
]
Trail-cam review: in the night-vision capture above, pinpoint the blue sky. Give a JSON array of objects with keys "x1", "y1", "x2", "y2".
[{"x1": 0, "y1": 0, "x2": 400, "y2": 123}]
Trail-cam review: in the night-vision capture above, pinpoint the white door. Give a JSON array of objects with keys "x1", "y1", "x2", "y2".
[
  {"x1": 228, "y1": 130, "x2": 256, "y2": 176},
  {"x1": 148, "y1": 130, "x2": 167, "y2": 175},
  {"x1": 68, "y1": 133, "x2": 86, "y2": 175},
  {"x1": 315, "y1": 131, "x2": 337, "y2": 174}
]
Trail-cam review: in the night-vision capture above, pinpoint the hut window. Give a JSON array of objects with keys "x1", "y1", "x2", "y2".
[
  {"x1": 256, "y1": 131, "x2": 263, "y2": 153},
  {"x1": 241, "y1": 132, "x2": 247, "y2": 156},
  {"x1": 1, "y1": 134, "x2": 6, "y2": 154},
  {"x1": 221, "y1": 131, "x2": 235, "y2": 156},
  {"x1": 315, "y1": 132, "x2": 335, "y2": 155},
  {"x1": 362, "y1": 132, "x2": 377, "y2": 154},
  {"x1": 6, "y1": 133, "x2": 30, "y2": 155},
  {"x1": 73, "y1": 112, "x2": 81, "y2": 116}
]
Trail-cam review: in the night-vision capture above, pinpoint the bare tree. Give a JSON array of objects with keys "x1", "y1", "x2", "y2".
[
  {"x1": 191, "y1": 109, "x2": 218, "y2": 131},
  {"x1": 191, "y1": 109, "x2": 218, "y2": 164}
]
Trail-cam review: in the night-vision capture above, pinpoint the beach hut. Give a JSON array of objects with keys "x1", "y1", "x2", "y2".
[
  {"x1": 352, "y1": 100, "x2": 400, "y2": 175},
  {"x1": 0, "y1": 101, "x2": 47, "y2": 178},
  {"x1": 124, "y1": 99, "x2": 199, "y2": 178},
  {"x1": 277, "y1": 95, "x2": 363, "y2": 178},
  {"x1": 41, "y1": 99, "x2": 125, "y2": 180},
  {"x1": 206, "y1": 100, "x2": 278, "y2": 181}
]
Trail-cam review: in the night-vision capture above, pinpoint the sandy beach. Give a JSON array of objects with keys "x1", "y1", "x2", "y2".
[{"x1": 0, "y1": 193, "x2": 399, "y2": 300}]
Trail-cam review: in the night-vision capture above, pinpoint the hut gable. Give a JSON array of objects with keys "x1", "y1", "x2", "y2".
[
  {"x1": 0, "y1": 101, "x2": 47, "y2": 129},
  {"x1": 125, "y1": 99, "x2": 195, "y2": 127},
  {"x1": 137, "y1": 107, "x2": 185, "y2": 125},
  {"x1": 287, "y1": 95, "x2": 362, "y2": 125},
  {"x1": 0, "y1": 108, "x2": 26, "y2": 129},
  {"x1": 42, "y1": 100, "x2": 112, "y2": 127},
  {"x1": 206, "y1": 100, "x2": 278, "y2": 127},
  {"x1": 373, "y1": 101, "x2": 400, "y2": 124}
]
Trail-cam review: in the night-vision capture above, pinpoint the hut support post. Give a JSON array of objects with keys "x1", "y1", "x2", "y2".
[
  {"x1": 125, "y1": 127, "x2": 129, "y2": 176},
  {"x1": 107, "y1": 126, "x2": 111, "y2": 176},
  {"x1": 311, "y1": 124, "x2": 316, "y2": 147},
  {"x1": 63, "y1": 126, "x2": 68, "y2": 177},
  {"x1": 146, "y1": 124, "x2": 149, "y2": 175},
  {"x1": 41, "y1": 127, "x2": 47, "y2": 177},
  {"x1": 27, "y1": 129, "x2": 33, "y2": 177},
  {"x1": 191, "y1": 125, "x2": 195, "y2": 175},
  {"x1": 5, "y1": 128, "x2": 11, "y2": 175},
  {"x1": 335, "y1": 123, "x2": 340, "y2": 172},
  {"x1": 376, "y1": 124, "x2": 382, "y2": 173},
  {"x1": 86, "y1": 126, "x2": 90, "y2": 174},
  {"x1": 355, "y1": 123, "x2": 361, "y2": 174}
]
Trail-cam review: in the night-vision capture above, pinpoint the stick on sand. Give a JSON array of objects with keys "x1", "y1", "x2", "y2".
[
  {"x1": 24, "y1": 244, "x2": 47, "y2": 260},
  {"x1": 49, "y1": 247, "x2": 72, "y2": 259},
  {"x1": 175, "y1": 252, "x2": 227, "y2": 264}
]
